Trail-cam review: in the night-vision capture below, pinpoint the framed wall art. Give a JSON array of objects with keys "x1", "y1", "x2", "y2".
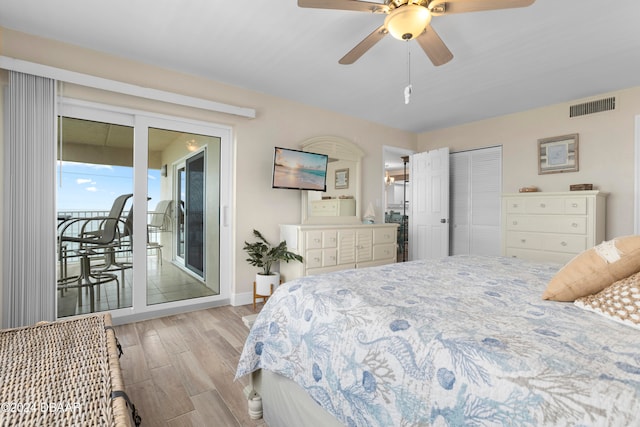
[
  {"x1": 538, "y1": 133, "x2": 579, "y2": 174},
  {"x1": 335, "y1": 168, "x2": 349, "y2": 189}
]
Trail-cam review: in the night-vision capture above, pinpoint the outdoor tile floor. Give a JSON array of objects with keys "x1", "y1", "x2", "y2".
[{"x1": 57, "y1": 254, "x2": 216, "y2": 318}]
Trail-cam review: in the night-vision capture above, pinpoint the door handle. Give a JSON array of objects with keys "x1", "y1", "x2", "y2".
[{"x1": 440, "y1": 218, "x2": 447, "y2": 223}]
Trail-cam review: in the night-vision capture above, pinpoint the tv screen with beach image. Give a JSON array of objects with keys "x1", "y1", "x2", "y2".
[{"x1": 272, "y1": 147, "x2": 328, "y2": 191}]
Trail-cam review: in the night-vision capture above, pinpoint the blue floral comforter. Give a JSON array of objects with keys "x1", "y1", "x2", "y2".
[{"x1": 236, "y1": 255, "x2": 640, "y2": 426}]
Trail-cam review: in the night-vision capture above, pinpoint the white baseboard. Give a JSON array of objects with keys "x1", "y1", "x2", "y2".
[{"x1": 231, "y1": 291, "x2": 254, "y2": 307}]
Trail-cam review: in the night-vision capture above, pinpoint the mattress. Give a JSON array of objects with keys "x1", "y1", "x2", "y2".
[{"x1": 236, "y1": 255, "x2": 640, "y2": 426}]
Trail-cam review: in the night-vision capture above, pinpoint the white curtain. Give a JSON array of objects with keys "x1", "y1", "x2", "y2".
[{"x1": 2, "y1": 71, "x2": 56, "y2": 328}]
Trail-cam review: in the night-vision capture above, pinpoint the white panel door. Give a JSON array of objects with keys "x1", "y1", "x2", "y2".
[
  {"x1": 410, "y1": 147, "x2": 450, "y2": 260},
  {"x1": 450, "y1": 146, "x2": 502, "y2": 256}
]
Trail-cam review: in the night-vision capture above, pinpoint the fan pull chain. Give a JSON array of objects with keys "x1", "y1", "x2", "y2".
[{"x1": 404, "y1": 42, "x2": 412, "y2": 105}]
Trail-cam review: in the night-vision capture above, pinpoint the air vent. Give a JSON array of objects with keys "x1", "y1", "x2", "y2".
[{"x1": 570, "y1": 97, "x2": 615, "y2": 117}]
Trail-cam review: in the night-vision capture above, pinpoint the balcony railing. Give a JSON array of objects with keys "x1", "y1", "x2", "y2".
[{"x1": 57, "y1": 210, "x2": 130, "y2": 257}]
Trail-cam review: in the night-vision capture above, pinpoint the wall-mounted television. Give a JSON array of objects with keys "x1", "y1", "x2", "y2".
[{"x1": 272, "y1": 147, "x2": 328, "y2": 192}]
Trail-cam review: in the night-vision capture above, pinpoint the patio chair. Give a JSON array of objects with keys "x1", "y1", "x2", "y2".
[
  {"x1": 148, "y1": 200, "x2": 173, "y2": 232},
  {"x1": 147, "y1": 200, "x2": 173, "y2": 265},
  {"x1": 90, "y1": 203, "x2": 134, "y2": 300},
  {"x1": 58, "y1": 193, "x2": 133, "y2": 312}
]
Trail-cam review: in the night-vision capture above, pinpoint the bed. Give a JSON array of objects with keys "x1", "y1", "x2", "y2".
[{"x1": 236, "y1": 254, "x2": 640, "y2": 427}]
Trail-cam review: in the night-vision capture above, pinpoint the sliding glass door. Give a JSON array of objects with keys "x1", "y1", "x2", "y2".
[
  {"x1": 146, "y1": 127, "x2": 220, "y2": 306},
  {"x1": 57, "y1": 99, "x2": 229, "y2": 319},
  {"x1": 56, "y1": 115, "x2": 134, "y2": 317}
]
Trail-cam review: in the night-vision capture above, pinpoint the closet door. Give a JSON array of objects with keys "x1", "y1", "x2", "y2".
[
  {"x1": 450, "y1": 146, "x2": 502, "y2": 256},
  {"x1": 450, "y1": 153, "x2": 471, "y2": 254}
]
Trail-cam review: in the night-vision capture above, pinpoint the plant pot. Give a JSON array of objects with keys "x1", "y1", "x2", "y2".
[{"x1": 255, "y1": 272, "x2": 280, "y2": 296}]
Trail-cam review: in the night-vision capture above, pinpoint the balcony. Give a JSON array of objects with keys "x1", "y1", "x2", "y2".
[{"x1": 57, "y1": 209, "x2": 215, "y2": 318}]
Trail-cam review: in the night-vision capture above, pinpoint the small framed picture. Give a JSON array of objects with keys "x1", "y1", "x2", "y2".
[
  {"x1": 538, "y1": 133, "x2": 579, "y2": 174},
  {"x1": 335, "y1": 168, "x2": 349, "y2": 189}
]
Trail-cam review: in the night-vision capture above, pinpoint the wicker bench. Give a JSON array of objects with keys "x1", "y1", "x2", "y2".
[{"x1": 0, "y1": 313, "x2": 140, "y2": 426}]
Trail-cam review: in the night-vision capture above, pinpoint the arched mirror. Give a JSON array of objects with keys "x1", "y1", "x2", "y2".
[{"x1": 300, "y1": 136, "x2": 364, "y2": 225}]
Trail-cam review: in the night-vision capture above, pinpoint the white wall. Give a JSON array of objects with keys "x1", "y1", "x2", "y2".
[
  {"x1": 0, "y1": 27, "x2": 416, "y2": 306},
  {"x1": 417, "y1": 86, "x2": 640, "y2": 240}
]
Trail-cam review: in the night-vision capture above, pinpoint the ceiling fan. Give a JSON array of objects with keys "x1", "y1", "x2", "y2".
[{"x1": 298, "y1": 0, "x2": 535, "y2": 65}]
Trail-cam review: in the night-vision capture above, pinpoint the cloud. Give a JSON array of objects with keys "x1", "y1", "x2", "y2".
[
  {"x1": 60, "y1": 161, "x2": 114, "y2": 171},
  {"x1": 86, "y1": 187, "x2": 98, "y2": 192},
  {"x1": 76, "y1": 178, "x2": 93, "y2": 184},
  {"x1": 148, "y1": 174, "x2": 157, "y2": 180}
]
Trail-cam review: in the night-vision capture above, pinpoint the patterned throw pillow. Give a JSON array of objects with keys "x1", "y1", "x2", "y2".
[
  {"x1": 574, "y1": 271, "x2": 640, "y2": 330},
  {"x1": 543, "y1": 235, "x2": 640, "y2": 301}
]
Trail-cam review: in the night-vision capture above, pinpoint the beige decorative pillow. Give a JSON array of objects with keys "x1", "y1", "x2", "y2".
[
  {"x1": 575, "y1": 272, "x2": 640, "y2": 330},
  {"x1": 542, "y1": 235, "x2": 640, "y2": 301}
]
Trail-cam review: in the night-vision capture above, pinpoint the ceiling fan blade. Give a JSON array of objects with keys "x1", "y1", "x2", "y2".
[
  {"x1": 339, "y1": 25, "x2": 388, "y2": 64},
  {"x1": 298, "y1": 0, "x2": 389, "y2": 13},
  {"x1": 416, "y1": 25, "x2": 453, "y2": 66},
  {"x1": 428, "y1": 0, "x2": 534, "y2": 15}
]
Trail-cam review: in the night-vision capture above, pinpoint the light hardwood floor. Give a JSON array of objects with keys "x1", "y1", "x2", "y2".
[{"x1": 114, "y1": 304, "x2": 267, "y2": 427}]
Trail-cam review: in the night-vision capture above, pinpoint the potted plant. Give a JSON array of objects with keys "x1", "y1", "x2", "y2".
[{"x1": 243, "y1": 229, "x2": 303, "y2": 296}]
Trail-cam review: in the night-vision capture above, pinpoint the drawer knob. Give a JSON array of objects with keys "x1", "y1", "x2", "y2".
[
  {"x1": 512, "y1": 203, "x2": 519, "y2": 208},
  {"x1": 540, "y1": 203, "x2": 546, "y2": 208},
  {"x1": 571, "y1": 223, "x2": 578, "y2": 228},
  {"x1": 561, "y1": 241, "x2": 567, "y2": 247},
  {"x1": 512, "y1": 221, "x2": 518, "y2": 225},
  {"x1": 572, "y1": 203, "x2": 578, "y2": 207},
  {"x1": 521, "y1": 239, "x2": 526, "y2": 243},
  {"x1": 314, "y1": 238, "x2": 321, "y2": 243},
  {"x1": 314, "y1": 257, "x2": 321, "y2": 262}
]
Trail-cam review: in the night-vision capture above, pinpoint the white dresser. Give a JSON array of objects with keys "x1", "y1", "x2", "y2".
[
  {"x1": 279, "y1": 223, "x2": 398, "y2": 281},
  {"x1": 501, "y1": 191, "x2": 607, "y2": 263}
]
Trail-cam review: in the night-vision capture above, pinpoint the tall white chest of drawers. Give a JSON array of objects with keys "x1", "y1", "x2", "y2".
[
  {"x1": 501, "y1": 191, "x2": 607, "y2": 263},
  {"x1": 279, "y1": 223, "x2": 398, "y2": 281}
]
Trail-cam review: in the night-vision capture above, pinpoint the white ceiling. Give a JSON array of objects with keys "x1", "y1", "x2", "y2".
[{"x1": 1, "y1": 0, "x2": 640, "y2": 133}]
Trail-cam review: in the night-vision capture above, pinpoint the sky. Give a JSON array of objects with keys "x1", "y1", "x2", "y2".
[{"x1": 57, "y1": 161, "x2": 160, "y2": 212}]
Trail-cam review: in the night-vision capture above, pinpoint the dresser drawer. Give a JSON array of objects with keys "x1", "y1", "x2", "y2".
[
  {"x1": 306, "y1": 231, "x2": 324, "y2": 249},
  {"x1": 321, "y1": 248, "x2": 338, "y2": 267},
  {"x1": 306, "y1": 249, "x2": 323, "y2": 268},
  {"x1": 306, "y1": 248, "x2": 337, "y2": 268},
  {"x1": 310, "y1": 199, "x2": 339, "y2": 216},
  {"x1": 373, "y1": 243, "x2": 396, "y2": 261},
  {"x1": 505, "y1": 198, "x2": 526, "y2": 213},
  {"x1": 524, "y1": 197, "x2": 564, "y2": 214},
  {"x1": 564, "y1": 197, "x2": 587, "y2": 214},
  {"x1": 505, "y1": 248, "x2": 575, "y2": 264},
  {"x1": 310, "y1": 199, "x2": 356, "y2": 216},
  {"x1": 541, "y1": 235, "x2": 587, "y2": 254},
  {"x1": 506, "y1": 215, "x2": 587, "y2": 234},
  {"x1": 323, "y1": 231, "x2": 337, "y2": 248},
  {"x1": 507, "y1": 196, "x2": 588, "y2": 215},
  {"x1": 305, "y1": 230, "x2": 338, "y2": 250},
  {"x1": 505, "y1": 232, "x2": 544, "y2": 250},
  {"x1": 373, "y1": 228, "x2": 396, "y2": 244}
]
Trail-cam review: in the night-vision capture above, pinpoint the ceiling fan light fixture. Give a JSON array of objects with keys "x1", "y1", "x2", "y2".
[{"x1": 384, "y1": 5, "x2": 431, "y2": 41}]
